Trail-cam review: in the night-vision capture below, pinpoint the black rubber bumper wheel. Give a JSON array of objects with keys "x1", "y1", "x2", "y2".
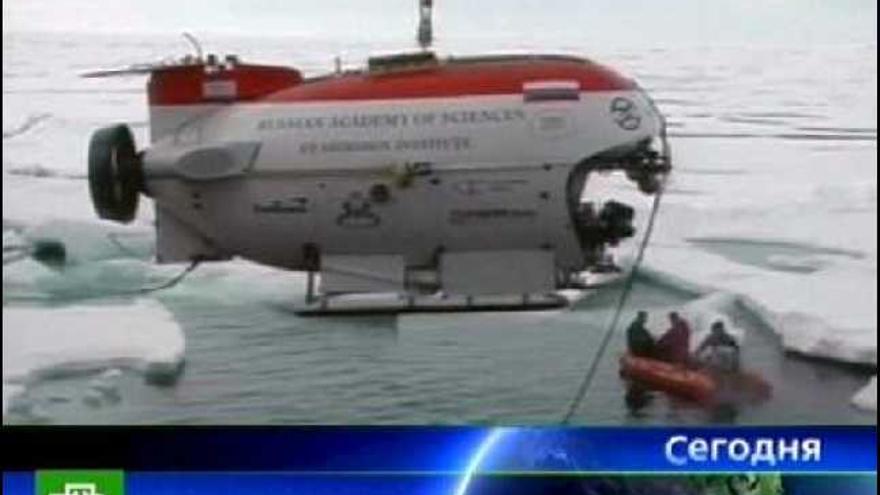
[{"x1": 88, "y1": 124, "x2": 142, "y2": 223}]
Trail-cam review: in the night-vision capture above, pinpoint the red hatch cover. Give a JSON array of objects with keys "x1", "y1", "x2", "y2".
[{"x1": 149, "y1": 63, "x2": 303, "y2": 106}]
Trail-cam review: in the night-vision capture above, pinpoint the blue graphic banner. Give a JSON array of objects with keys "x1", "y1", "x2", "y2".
[
  {"x1": 4, "y1": 426, "x2": 873, "y2": 473},
  {"x1": 4, "y1": 471, "x2": 878, "y2": 495}
]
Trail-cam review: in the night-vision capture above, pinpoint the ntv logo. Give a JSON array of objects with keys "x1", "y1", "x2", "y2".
[
  {"x1": 50, "y1": 483, "x2": 104, "y2": 495},
  {"x1": 37, "y1": 471, "x2": 123, "y2": 495}
]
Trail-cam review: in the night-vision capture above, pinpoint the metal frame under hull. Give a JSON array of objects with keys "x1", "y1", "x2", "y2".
[{"x1": 294, "y1": 292, "x2": 569, "y2": 316}]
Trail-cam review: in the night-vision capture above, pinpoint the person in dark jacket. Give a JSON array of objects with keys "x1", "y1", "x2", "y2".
[
  {"x1": 626, "y1": 311, "x2": 656, "y2": 358},
  {"x1": 695, "y1": 320, "x2": 741, "y2": 372},
  {"x1": 656, "y1": 311, "x2": 692, "y2": 366}
]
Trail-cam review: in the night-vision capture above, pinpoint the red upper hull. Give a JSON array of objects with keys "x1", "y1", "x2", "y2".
[
  {"x1": 148, "y1": 55, "x2": 636, "y2": 107},
  {"x1": 268, "y1": 56, "x2": 635, "y2": 102}
]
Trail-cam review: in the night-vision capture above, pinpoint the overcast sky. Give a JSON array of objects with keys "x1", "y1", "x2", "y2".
[{"x1": 3, "y1": 0, "x2": 877, "y2": 46}]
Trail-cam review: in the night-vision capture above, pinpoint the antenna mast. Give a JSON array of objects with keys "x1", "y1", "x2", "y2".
[{"x1": 417, "y1": 0, "x2": 433, "y2": 50}]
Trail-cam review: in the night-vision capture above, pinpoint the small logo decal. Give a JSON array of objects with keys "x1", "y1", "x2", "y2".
[
  {"x1": 610, "y1": 97, "x2": 642, "y2": 130},
  {"x1": 452, "y1": 179, "x2": 529, "y2": 196},
  {"x1": 336, "y1": 193, "x2": 381, "y2": 229},
  {"x1": 253, "y1": 196, "x2": 309, "y2": 214}
]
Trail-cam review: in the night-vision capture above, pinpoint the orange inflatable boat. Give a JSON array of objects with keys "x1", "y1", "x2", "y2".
[{"x1": 619, "y1": 354, "x2": 772, "y2": 405}]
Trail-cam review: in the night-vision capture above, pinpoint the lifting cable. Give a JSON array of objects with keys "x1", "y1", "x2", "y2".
[
  {"x1": 561, "y1": 97, "x2": 672, "y2": 424},
  {"x1": 122, "y1": 257, "x2": 203, "y2": 295},
  {"x1": 561, "y1": 173, "x2": 668, "y2": 424},
  {"x1": 94, "y1": 233, "x2": 204, "y2": 297}
]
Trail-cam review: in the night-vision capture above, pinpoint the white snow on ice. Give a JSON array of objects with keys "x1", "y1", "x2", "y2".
[
  {"x1": 2, "y1": 299, "x2": 185, "y2": 414},
  {"x1": 852, "y1": 376, "x2": 877, "y2": 412},
  {"x1": 627, "y1": 142, "x2": 878, "y2": 410}
]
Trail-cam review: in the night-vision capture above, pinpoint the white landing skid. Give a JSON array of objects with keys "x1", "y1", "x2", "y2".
[{"x1": 294, "y1": 292, "x2": 570, "y2": 316}]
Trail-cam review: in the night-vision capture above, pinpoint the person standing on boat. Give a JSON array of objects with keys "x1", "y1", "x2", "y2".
[
  {"x1": 626, "y1": 311, "x2": 656, "y2": 358},
  {"x1": 656, "y1": 312, "x2": 692, "y2": 365},
  {"x1": 695, "y1": 320, "x2": 741, "y2": 372}
]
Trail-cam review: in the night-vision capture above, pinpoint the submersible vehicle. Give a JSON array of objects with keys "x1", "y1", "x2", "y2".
[{"x1": 86, "y1": 1, "x2": 671, "y2": 313}]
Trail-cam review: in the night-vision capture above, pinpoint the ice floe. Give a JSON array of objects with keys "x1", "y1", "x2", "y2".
[
  {"x1": 2, "y1": 298, "x2": 185, "y2": 415},
  {"x1": 851, "y1": 376, "x2": 877, "y2": 412},
  {"x1": 638, "y1": 202, "x2": 876, "y2": 368},
  {"x1": 2, "y1": 173, "x2": 156, "y2": 227},
  {"x1": 629, "y1": 184, "x2": 877, "y2": 411},
  {"x1": 2, "y1": 112, "x2": 52, "y2": 140}
]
